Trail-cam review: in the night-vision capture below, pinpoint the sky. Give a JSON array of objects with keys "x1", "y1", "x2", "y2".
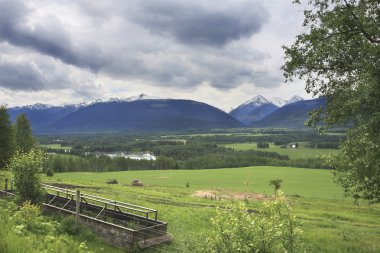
[{"x1": 0, "y1": 0, "x2": 312, "y2": 111}]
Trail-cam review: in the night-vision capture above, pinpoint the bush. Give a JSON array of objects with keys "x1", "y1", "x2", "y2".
[
  {"x1": 46, "y1": 168, "x2": 54, "y2": 177},
  {"x1": 12, "y1": 201, "x2": 40, "y2": 230},
  {"x1": 205, "y1": 193, "x2": 303, "y2": 253},
  {"x1": 257, "y1": 142, "x2": 270, "y2": 148},
  {"x1": 58, "y1": 216, "x2": 81, "y2": 236},
  {"x1": 7, "y1": 150, "x2": 45, "y2": 204},
  {"x1": 106, "y1": 179, "x2": 118, "y2": 184}
]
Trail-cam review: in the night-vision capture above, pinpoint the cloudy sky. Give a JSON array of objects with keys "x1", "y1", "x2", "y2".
[{"x1": 0, "y1": 0, "x2": 311, "y2": 111}]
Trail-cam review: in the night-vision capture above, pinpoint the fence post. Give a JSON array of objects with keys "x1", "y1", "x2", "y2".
[
  {"x1": 5, "y1": 179, "x2": 8, "y2": 193},
  {"x1": 76, "y1": 190, "x2": 80, "y2": 224}
]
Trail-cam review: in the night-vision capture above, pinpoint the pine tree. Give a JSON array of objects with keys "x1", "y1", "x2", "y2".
[
  {"x1": 15, "y1": 113, "x2": 36, "y2": 153},
  {"x1": 0, "y1": 106, "x2": 15, "y2": 168}
]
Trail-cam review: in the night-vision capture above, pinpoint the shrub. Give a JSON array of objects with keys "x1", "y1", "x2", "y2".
[
  {"x1": 58, "y1": 216, "x2": 81, "y2": 236},
  {"x1": 106, "y1": 179, "x2": 118, "y2": 184},
  {"x1": 257, "y1": 142, "x2": 270, "y2": 148},
  {"x1": 7, "y1": 149, "x2": 45, "y2": 204},
  {"x1": 12, "y1": 201, "x2": 40, "y2": 230},
  {"x1": 204, "y1": 193, "x2": 303, "y2": 253},
  {"x1": 46, "y1": 168, "x2": 54, "y2": 177}
]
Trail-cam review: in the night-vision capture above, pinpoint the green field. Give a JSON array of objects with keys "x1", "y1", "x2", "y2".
[
  {"x1": 224, "y1": 142, "x2": 338, "y2": 159},
  {"x1": 49, "y1": 166, "x2": 343, "y2": 199},
  {"x1": 40, "y1": 144, "x2": 72, "y2": 150},
  {"x1": 40, "y1": 166, "x2": 380, "y2": 253}
]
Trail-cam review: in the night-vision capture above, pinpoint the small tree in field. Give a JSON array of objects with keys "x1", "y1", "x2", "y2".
[
  {"x1": 7, "y1": 149, "x2": 45, "y2": 204},
  {"x1": 269, "y1": 179, "x2": 283, "y2": 199}
]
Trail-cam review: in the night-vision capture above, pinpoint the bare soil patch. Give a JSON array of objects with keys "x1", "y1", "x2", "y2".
[
  {"x1": 48, "y1": 183, "x2": 99, "y2": 190},
  {"x1": 192, "y1": 189, "x2": 269, "y2": 201}
]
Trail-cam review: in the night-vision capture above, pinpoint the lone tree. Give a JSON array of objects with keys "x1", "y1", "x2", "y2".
[
  {"x1": 0, "y1": 106, "x2": 15, "y2": 168},
  {"x1": 283, "y1": 0, "x2": 380, "y2": 203},
  {"x1": 7, "y1": 149, "x2": 45, "y2": 204},
  {"x1": 269, "y1": 178, "x2": 283, "y2": 199},
  {"x1": 15, "y1": 113, "x2": 36, "y2": 153}
]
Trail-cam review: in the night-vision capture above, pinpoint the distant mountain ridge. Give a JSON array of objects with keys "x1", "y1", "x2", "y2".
[
  {"x1": 8, "y1": 94, "x2": 317, "y2": 133},
  {"x1": 252, "y1": 97, "x2": 326, "y2": 129},
  {"x1": 229, "y1": 95, "x2": 304, "y2": 125},
  {"x1": 8, "y1": 104, "x2": 83, "y2": 129},
  {"x1": 8, "y1": 95, "x2": 243, "y2": 133}
]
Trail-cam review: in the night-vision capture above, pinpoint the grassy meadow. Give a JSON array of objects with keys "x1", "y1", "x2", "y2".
[
  {"x1": 48, "y1": 166, "x2": 343, "y2": 199},
  {"x1": 37, "y1": 166, "x2": 380, "y2": 253}
]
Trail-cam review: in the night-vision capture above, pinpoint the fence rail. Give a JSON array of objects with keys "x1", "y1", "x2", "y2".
[{"x1": 42, "y1": 184, "x2": 158, "y2": 220}]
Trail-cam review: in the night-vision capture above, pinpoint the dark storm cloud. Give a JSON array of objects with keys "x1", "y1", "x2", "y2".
[
  {"x1": 0, "y1": 59, "x2": 47, "y2": 91},
  {"x1": 0, "y1": 0, "x2": 108, "y2": 72},
  {"x1": 103, "y1": 46, "x2": 280, "y2": 90},
  {"x1": 0, "y1": 0, "x2": 282, "y2": 96},
  {"x1": 129, "y1": 0, "x2": 268, "y2": 47}
]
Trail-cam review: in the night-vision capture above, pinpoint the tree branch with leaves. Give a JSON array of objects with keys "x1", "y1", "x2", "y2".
[{"x1": 283, "y1": 0, "x2": 380, "y2": 203}]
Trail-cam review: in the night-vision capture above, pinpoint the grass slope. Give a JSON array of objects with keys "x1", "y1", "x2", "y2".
[{"x1": 50, "y1": 166, "x2": 343, "y2": 199}]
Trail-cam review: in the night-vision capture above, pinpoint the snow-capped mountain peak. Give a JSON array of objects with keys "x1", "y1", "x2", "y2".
[
  {"x1": 12, "y1": 103, "x2": 55, "y2": 110},
  {"x1": 124, "y1": 93, "x2": 170, "y2": 101},
  {"x1": 270, "y1": 97, "x2": 286, "y2": 107},
  {"x1": 286, "y1": 95, "x2": 304, "y2": 105},
  {"x1": 242, "y1": 95, "x2": 270, "y2": 106}
]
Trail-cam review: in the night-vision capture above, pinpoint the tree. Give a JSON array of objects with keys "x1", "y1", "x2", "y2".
[
  {"x1": 283, "y1": 0, "x2": 380, "y2": 203},
  {"x1": 269, "y1": 178, "x2": 283, "y2": 199},
  {"x1": 15, "y1": 113, "x2": 36, "y2": 153},
  {"x1": 7, "y1": 149, "x2": 45, "y2": 204},
  {"x1": 0, "y1": 106, "x2": 15, "y2": 168}
]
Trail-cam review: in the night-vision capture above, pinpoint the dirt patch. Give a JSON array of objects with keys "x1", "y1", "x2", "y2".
[
  {"x1": 48, "y1": 183, "x2": 99, "y2": 190},
  {"x1": 192, "y1": 189, "x2": 269, "y2": 201}
]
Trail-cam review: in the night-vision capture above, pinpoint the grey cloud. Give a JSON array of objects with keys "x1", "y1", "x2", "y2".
[
  {"x1": 104, "y1": 45, "x2": 280, "y2": 90},
  {"x1": 0, "y1": 59, "x2": 47, "y2": 91},
  {"x1": 0, "y1": 55, "x2": 101, "y2": 100},
  {"x1": 129, "y1": 0, "x2": 268, "y2": 47},
  {"x1": 0, "y1": 0, "x2": 108, "y2": 72},
  {"x1": 0, "y1": 0, "x2": 282, "y2": 98}
]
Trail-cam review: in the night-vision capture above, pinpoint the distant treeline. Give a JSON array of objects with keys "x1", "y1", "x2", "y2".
[
  {"x1": 43, "y1": 142, "x2": 330, "y2": 173},
  {"x1": 40, "y1": 130, "x2": 340, "y2": 173},
  {"x1": 41, "y1": 130, "x2": 345, "y2": 153}
]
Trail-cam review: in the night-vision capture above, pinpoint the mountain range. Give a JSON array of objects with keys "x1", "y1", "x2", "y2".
[
  {"x1": 7, "y1": 94, "x2": 324, "y2": 133},
  {"x1": 251, "y1": 97, "x2": 326, "y2": 128},
  {"x1": 229, "y1": 95, "x2": 304, "y2": 125},
  {"x1": 8, "y1": 95, "x2": 243, "y2": 133}
]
